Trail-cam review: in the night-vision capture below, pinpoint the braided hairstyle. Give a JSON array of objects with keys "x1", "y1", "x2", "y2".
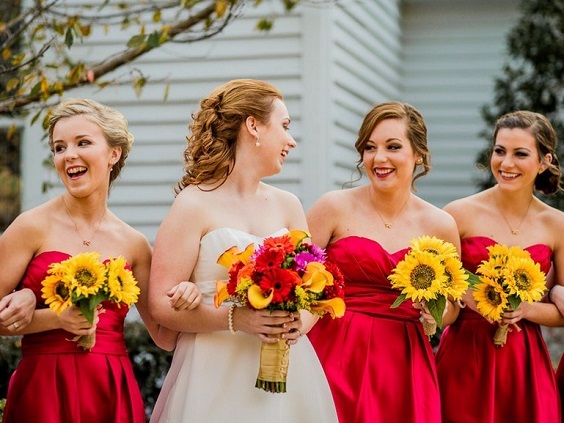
[{"x1": 176, "y1": 79, "x2": 283, "y2": 193}]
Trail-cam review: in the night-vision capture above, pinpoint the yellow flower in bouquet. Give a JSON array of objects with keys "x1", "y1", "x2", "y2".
[
  {"x1": 41, "y1": 252, "x2": 140, "y2": 350},
  {"x1": 470, "y1": 244, "x2": 546, "y2": 346},
  {"x1": 389, "y1": 236, "x2": 469, "y2": 337},
  {"x1": 214, "y1": 229, "x2": 346, "y2": 393}
]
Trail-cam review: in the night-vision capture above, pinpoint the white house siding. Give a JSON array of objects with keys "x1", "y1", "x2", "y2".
[
  {"x1": 19, "y1": 0, "x2": 520, "y2": 242},
  {"x1": 400, "y1": 0, "x2": 520, "y2": 207}
]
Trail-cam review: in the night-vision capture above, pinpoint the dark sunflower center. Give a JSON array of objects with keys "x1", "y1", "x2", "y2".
[
  {"x1": 444, "y1": 269, "x2": 453, "y2": 288},
  {"x1": 76, "y1": 268, "x2": 96, "y2": 287},
  {"x1": 410, "y1": 264, "x2": 435, "y2": 290},
  {"x1": 55, "y1": 282, "x2": 70, "y2": 300},
  {"x1": 513, "y1": 270, "x2": 532, "y2": 291},
  {"x1": 485, "y1": 285, "x2": 502, "y2": 306}
]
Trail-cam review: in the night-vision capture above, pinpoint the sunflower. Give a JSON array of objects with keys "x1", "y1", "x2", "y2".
[
  {"x1": 476, "y1": 254, "x2": 506, "y2": 280},
  {"x1": 410, "y1": 236, "x2": 459, "y2": 260},
  {"x1": 62, "y1": 252, "x2": 106, "y2": 298},
  {"x1": 473, "y1": 276, "x2": 508, "y2": 322},
  {"x1": 504, "y1": 256, "x2": 546, "y2": 303},
  {"x1": 106, "y1": 256, "x2": 140, "y2": 306},
  {"x1": 41, "y1": 274, "x2": 72, "y2": 315},
  {"x1": 388, "y1": 251, "x2": 445, "y2": 303},
  {"x1": 441, "y1": 256, "x2": 470, "y2": 300}
]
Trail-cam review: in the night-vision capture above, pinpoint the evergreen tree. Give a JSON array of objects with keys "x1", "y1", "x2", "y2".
[{"x1": 477, "y1": 0, "x2": 564, "y2": 208}]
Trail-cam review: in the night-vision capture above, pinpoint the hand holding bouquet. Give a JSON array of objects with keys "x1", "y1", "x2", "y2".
[
  {"x1": 214, "y1": 229, "x2": 345, "y2": 393},
  {"x1": 41, "y1": 252, "x2": 140, "y2": 350},
  {"x1": 469, "y1": 244, "x2": 546, "y2": 347},
  {"x1": 388, "y1": 236, "x2": 469, "y2": 337}
]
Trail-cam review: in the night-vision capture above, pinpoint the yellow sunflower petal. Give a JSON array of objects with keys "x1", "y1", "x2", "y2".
[
  {"x1": 410, "y1": 236, "x2": 459, "y2": 259},
  {"x1": 472, "y1": 276, "x2": 508, "y2": 322},
  {"x1": 505, "y1": 256, "x2": 546, "y2": 303},
  {"x1": 441, "y1": 256, "x2": 470, "y2": 300}
]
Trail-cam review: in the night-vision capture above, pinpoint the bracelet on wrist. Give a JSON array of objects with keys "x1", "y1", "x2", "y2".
[
  {"x1": 228, "y1": 303, "x2": 237, "y2": 334},
  {"x1": 548, "y1": 286, "x2": 556, "y2": 304}
]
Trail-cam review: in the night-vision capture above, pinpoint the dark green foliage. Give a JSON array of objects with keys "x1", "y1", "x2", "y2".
[
  {"x1": 0, "y1": 320, "x2": 173, "y2": 422},
  {"x1": 477, "y1": 0, "x2": 564, "y2": 208},
  {"x1": 125, "y1": 320, "x2": 173, "y2": 421}
]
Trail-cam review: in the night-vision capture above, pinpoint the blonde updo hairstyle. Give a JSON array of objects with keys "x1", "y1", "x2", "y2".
[
  {"x1": 492, "y1": 110, "x2": 562, "y2": 194},
  {"x1": 176, "y1": 79, "x2": 283, "y2": 193},
  {"x1": 353, "y1": 101, "x2": 430, "y2": 188},
  {"x1": 48, "y1": 98, "x2": 133, "y2": 188}
]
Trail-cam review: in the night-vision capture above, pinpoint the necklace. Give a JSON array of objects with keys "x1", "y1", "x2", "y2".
[
  {"x1": 494, "y1": 189, "x2": 533, "y2": 236},
  {"x1": 373, "y1": 195, "x2": 410, "y2": 229},
  {"x1": 63, "y1": 198, "x2": 106, "y2": 246}
]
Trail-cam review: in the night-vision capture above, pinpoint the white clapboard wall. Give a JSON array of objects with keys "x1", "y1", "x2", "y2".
[{"x1": 19, "y1": 0, "x2": 519, "y2": 243}]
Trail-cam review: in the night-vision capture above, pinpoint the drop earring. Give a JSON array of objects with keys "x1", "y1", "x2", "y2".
[{"x1": 255, "y1": 138, "x2": 260, "y2": 147}]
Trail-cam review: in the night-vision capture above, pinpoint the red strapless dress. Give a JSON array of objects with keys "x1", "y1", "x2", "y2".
[
  {"x1": 308, "y1": 236, "x2": 441, "y2": 423},
  {"x1": 436, "y1": 236, "x2": 560, "y2": 422},
  {"x1": 3, "y1": 251, "x2": 145, "y2": 423}
]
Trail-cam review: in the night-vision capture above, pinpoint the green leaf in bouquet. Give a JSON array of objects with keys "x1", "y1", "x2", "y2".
[
  {"x1": 78, "y1": 291, "x2": 108, "y2": 324},
  {"x1": 507, "y1": 294, "x2": 521, "y2": 311},
  {"x1": 427, "y1": 295, "x2": 446, "y2": 328},
  {"x1": 465, "y1": 270, "x2": 481, "y2": 289},
  {"x1": 391, "y1": 293, "x2": 407, "y2": 308}
]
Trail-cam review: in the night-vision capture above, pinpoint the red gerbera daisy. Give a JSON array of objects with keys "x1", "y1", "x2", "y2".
[
  {"x1": 263, "y1": 235, "x2": 295, "y2": 255},
  {"x1": 258, "y1": 267, "x2": 300, "y2": 304},
  {"x1": 255, "y1": 249, "x2": 286, "y2": 269}
]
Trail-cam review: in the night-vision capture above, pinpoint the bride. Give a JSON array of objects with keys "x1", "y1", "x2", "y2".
[{"x1": 148, "y1": 79, "x2": 338, "y2": 423}]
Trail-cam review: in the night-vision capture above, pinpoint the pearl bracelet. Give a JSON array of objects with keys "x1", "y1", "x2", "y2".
[{"x1": 228, "y1": 303, "x2": 237, "y2": 334}]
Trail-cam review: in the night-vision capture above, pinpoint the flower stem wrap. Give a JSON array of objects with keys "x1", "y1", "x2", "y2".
[
  {"x1": 493, "y1": 323, "x2": 521, "y2": 348},
  {"x1": 255, "y1": 335, "x2": 290, "y2": 393},
  {"x1": 74, "y1": 333, "x2": 96, "y2": 351},
  {"x1": 422, "y1": 320, "x2": 437, "y2": 337}
]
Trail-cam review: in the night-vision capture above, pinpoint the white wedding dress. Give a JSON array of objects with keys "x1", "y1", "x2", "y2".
[{"x1": 150, "y1": 228, "x2": 338, "y2": 423}]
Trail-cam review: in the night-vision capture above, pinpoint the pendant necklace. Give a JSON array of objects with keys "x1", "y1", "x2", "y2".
[
  {"x1": 373, "y1": 195, "x2": 410, "y2": 229},
  {"x1": 495, "y1": 189, "x2": 533, "y2": 236},
  {"x1": 63, "y1": 197, "x2": 106, "y2": 246}
]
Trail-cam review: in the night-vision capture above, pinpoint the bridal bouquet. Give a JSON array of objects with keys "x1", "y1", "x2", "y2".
[
  {"x1": 388, "y1": 236, "x2": 469, "y2": 337},
  {"x1": 469, "y1": 244, "x2": 546, "y2": 347},
  {"x1": 41, "y1": 252, "x2": 140, "y2": 350},
  {"x1": 214, "y1": 230, "x2": 346, "y2": 393}
]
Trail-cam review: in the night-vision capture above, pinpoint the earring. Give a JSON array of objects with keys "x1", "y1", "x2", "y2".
[
  {"x1": 416, "y1": 157, "x2": 423, "y2": 165},
  {"x1": 255, "y1": 138, "x2": 260, "y2": 148}
]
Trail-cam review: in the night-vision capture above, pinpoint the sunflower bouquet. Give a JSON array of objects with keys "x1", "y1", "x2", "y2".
[
  {"x1": 214, "y1": 229, "x2": 346, "y2": 393},
  {"x1": 41, "y1": 252, "x2": 140, "y2": 350},
  {"x1": 470, "y1": 244, "x2": 546, "y2": 347},
  {"x1": 388, "y1": 236, "x2": 469, "y2": 337}
]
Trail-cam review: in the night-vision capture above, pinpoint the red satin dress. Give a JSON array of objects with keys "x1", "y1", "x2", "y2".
[
  {"x1": 3, "y1": 251, "x2": 145, "y2": 423},
  {"x1": 308, "y1": 237, "x2": 441, "y2": 423},
  {"x1": 436, "y1": 237, "x2": 560, "y2": 422}
]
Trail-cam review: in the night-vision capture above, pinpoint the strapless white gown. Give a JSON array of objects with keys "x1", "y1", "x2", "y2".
[{"x1": 150, "y1": 228, "x2": 338, "y2": 423}]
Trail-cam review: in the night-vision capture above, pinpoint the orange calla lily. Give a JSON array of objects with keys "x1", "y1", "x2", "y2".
[
  {"x1": 214, "y1": 280, "x2": 230, "y2": 308},
  {"x1": 248, "y1": 284, "x2": 274, "y2": 309},
  {"x1": 311, "y1": 297, "x2": 346, "y2": 318},
  {"x1": 288, "y1": 229, "x2": 310, "y2": 247},
  {"x1": 217, "y1": 243, "x2": 255, "y2": 268},
  {"x1": 302, "y1": 262, "x2": 334, "y2": 293}
]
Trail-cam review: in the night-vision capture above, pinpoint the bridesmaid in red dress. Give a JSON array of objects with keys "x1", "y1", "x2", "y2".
[
  {"x1": 0, "y1": 98, "x2": 201, "y2": 423},
  {"x1": 307, "y1": 102, "x2": 461, "y2": 423},
  {"x1": 436, "y1": 111, "x2": 564, "y2": 422}
]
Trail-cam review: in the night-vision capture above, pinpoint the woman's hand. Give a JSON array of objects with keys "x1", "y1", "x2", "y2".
[
  {"x1": 0, "y1": 288, "x2": 36, "y2": 332},
  {"x1": 232, "y1": 308, "x2": 300, "y2": 343},
  {"x1": 501, "y1": 302, "x2": 531, "y2": 325},
  {"x1": 58, "y1": 305, "x2": 100, "y2": 336},
  {"x1": 167, "y1": 281, "x2": 202, "y2": 311}
]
